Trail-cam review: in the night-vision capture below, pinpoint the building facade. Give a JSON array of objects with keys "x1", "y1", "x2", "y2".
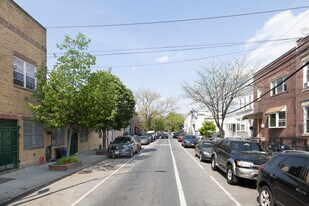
[
  {"x1": 252, "y1": 36, "x2": 309, "y2": 150},
  {"x1": 0, "y1": 0, "x2": 107, "y2": 171}
]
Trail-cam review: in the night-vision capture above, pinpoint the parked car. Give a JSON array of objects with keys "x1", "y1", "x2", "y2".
[
  {"x1": 195, "y1": 140, "x2": 214, "y2": 162},
  {"x1": 178, "y1": 133, "x2": 185, "y2": 142},
  {"x1": 137, "y1": 135, "x2": 150, "y2": 145},
  {"x1": 257, "y1": 151, "x2": 309, "y2": 206},
  {"x1": 172, "y1": 132, "x2": 179, "y2": 139},
  {"x1": 143, "y1": 133, "x2": 154, "y2": 142},
  {"x1": 134, "y1": 136, "x2": 142, "y2": 150},
  {"x1": 211, "y1": 138, "x2": 270, "y2": 185},
  {"x1": 182, "y1": 135, "x2": 198, "y2": 148},
  {"x1": 161, "y1": 132, "x2": 169, "y2": 139},
  {"x1": 107, "y1": 136, "x2": 139, "y2": 158}
]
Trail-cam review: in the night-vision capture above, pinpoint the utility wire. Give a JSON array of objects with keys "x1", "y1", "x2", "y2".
[
  {"x1": 227, "y1": 61, "x2": 309, "y2": 114},
  {"x1": 47, "y1": 38, "x2": 299, "y2": 57},
  {"x1": 46, "y1": 5, "x2": 309, "y2": 29}
]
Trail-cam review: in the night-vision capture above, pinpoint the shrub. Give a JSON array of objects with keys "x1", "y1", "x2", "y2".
[{"x1": 55, "y1": 156, "x2": 79, "y2": 165}]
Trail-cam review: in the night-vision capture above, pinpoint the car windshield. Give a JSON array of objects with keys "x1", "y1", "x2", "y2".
[
  {"x1": 185, "y1": 135, "x2": 196, "y2": 140},
  {"x1": 201, "y1": 141, "x2": 214, "y2": 148},
  {"x1": 230, "y1": 142, "x2": 265, "y2": 153},
  {"x1": 138, "y1": 136, "x2": 148, "y2": 140},
  {"x1": 113, "y1": 137, "x2": 131, "y2": 144}
]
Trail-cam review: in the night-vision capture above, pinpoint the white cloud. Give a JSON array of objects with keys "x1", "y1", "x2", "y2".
[
  {"x1": 247, "y1": 9, "x2": 309, "y2": 65},
  {"x1": 156, "y1": 55, "x2": 170, "y2": 63}
]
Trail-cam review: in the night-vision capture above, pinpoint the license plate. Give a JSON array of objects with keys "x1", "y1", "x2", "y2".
[{"x1": 115, "y1": 150, "x2": 119, "y2": 154}]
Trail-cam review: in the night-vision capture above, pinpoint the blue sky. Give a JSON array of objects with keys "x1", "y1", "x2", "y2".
[{"x1": 14, "y1": 0, "x2": 309, "y2": 114}]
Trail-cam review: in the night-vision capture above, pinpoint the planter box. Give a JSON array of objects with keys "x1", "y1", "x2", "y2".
[{"x1": 49, "y1": 161, "x2": 82, "y2": 171}]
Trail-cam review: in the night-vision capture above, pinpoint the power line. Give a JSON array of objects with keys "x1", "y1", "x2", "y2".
[
  {"x1": 47, "y1": 37, "x2": 299, "y2": 57},
  {"x1": 46, "y1": 5, "x2": 309, "y2": 29},
  {"x1": 89, "y1": 39, "x2": 295, "y2": 68},
  {"x1": 227, "y1": 61, "x2": 309, "y2": 114}
]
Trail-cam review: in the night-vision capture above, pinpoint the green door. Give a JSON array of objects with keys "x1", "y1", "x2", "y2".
[
  {"x1": 70, "y1": 132, "x2": 78, "y2": 156},
  {"x1": 0, "y1": 127, "x2": 19, "y2": 171}
]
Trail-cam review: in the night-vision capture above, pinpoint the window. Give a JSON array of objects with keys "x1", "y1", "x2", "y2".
[
  {"x1": 80, "y1": 127, "x2": 88, "y2": 142},
  {"x1": 268, "y1": 112, "x2": 286, "y2": 128},
  {"x1": 303, "y1": 65, "x2": 309, "y2": 88},
  {"x1": 280, "y1": 156, "x2": 307, "y2": 178},
  {"x1": 236, "y1": 119, "x2": 246, "y2": 131},
  {"x1": 23, "y1": 120, "x2": 44, "y2": 149},
  {"x1": 51, "y1": 127, "x2": 65, "y2": 145},
  {"x1": 13, "y1": 56, "x2": 36, "y2": 90},
  {"x1": 270, "y1": 76, "x2": 286, "y2": 96},
  {"x1": 257, "y1": 88, "x2": 262, "y2": 101},
  {"x1": 304, "y1": 106, "x2": 309, "y2": 133}
]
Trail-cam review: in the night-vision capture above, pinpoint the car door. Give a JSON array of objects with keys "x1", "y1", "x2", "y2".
[
  {"x1": 217, "y1": 140, "x2": 227, "y2": 168},
  {"x1": 273, "y1": 156, "x2": 308, "y2": 206},
  {"x1": 294, "y1": 160, "x2": 309, "y2": 206}
]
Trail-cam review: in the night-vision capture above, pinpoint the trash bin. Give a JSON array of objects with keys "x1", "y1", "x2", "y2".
[{"x1": 55, "y1": 147, "x2": 67, "y2": 160}]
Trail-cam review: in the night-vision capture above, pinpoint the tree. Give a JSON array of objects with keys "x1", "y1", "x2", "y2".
[
  {"x1": 151, "y1": 117, "x2": 165, "y2": 131},
  {"x1": 182, "y1": 57, "x2": 254, "y2": 137},
  {"x1": 135, "y1": 88, "x2": 176, "y2": 131},
  {"x1": 199, "y1": 121, "x2": 216, "y2": 137},
  {"x1": 80, "y1": 70, "x2": 135, "y2": 149},
  {"x1": 31, "y1": 33, "x2": 96, "y2": 156},
  {"x1": 165, "y1": 112, "x2": 184, "y2": 132}
]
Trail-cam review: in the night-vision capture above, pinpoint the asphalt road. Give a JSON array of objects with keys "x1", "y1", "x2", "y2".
[{"x1": 10, "y1": 138, "x2": 259, "y2": 206}]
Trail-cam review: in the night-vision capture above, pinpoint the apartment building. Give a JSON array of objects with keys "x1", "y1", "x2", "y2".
[{"x1": 251, "y1": 35, "x2": 309, "y2": 150}]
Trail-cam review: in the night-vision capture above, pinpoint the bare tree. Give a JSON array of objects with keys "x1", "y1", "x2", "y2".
[
  {"x1": 135, "y1": 88, "x2": 176, "y2": 131},
  {"x1": 181, "y1": 57, "x2": 255, "y2": 137}
]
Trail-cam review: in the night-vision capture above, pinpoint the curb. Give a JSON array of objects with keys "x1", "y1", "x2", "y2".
[{"x1": 0, "y1": 155, "x2": 107, "y2": 206}]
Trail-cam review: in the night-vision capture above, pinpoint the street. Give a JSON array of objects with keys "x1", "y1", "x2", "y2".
[{"x1": 10, "y1": 138, "x2": 259, "y2": 206}]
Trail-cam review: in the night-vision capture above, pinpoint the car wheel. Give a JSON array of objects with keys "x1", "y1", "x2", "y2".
[
  {"x1": 211, "y1": 156, "x2": 217, "y2": 171},
  {"x1": 226, "y1": 165, "x2": 238, "y2": 185},
  {"x1": 199, "y1": 153, "x2": 203, "y2": 162},
  {"x1": 259, "y1": 186, "x2": 274, "y2": 206},
  {"x1": 195, "y1": 151, "x2": 198, "y2": 157}
]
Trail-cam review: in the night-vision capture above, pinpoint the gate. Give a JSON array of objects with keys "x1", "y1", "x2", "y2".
[
  {"x1": 70, "y1": 132, "x2": 78, "y2": 156},
  {"x1": 0, "y1": 127, "x2": 19, "y2": 171}
]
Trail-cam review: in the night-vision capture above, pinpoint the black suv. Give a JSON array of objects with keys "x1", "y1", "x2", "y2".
[
  {"x1": 107, "y1": 136, "x2": 139, "y2": 158},
  {"x1": 257, "y1": 151, "x2": 309, "y2": 206},
  {"x1": 211, "y1": 138, "x2": 269, "y2": 185}
]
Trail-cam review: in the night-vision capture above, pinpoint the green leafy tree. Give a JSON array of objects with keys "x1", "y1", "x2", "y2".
[
  {"x1": 165, "y1": 112, "x2": 184, "y2": 132},
  {"x1": 80, "y1": 70, "x2": 135, "y2": 149},
  {"x1": 151, "y1": 117, "x2": 165, "y2": 131},
  {"x1": 31, "y1": 33, "x2": 96, "y2": 156},
  {"x1": 199, "y1": 121, "x2": 216, "y2": 137}
]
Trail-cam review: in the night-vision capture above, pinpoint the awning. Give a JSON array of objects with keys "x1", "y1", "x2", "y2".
[
  {"x1": 242, "y1": 112, "x2": 263, "y2": 120},
  {"x1": 265, "y1": 105, "x2": 286, "y2": 114}
]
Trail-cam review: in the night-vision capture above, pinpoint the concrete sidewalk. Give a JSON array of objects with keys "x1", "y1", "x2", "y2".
[{"x1": 0, "y1": 150, "x2": 107, "y2": 205}]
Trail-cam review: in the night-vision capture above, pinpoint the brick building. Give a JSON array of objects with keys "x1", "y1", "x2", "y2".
[
  {"x1": 0, "y1": 0, "x2": 107, "y2": 171},
  {"x1": 251, "y1": 35, "x2": 309, "y2": 151}
]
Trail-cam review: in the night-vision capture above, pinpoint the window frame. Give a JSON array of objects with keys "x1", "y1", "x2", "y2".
[
  {"x1": 236, "y1": 119, "x2": 246, "y2": 131},
  {"x1": 257, "y1": 88, "x2": 262, "y2": 101},
  {"x1": 23, "y1": 120, "x2": 44, "y2": 149},
  {"x1": 303, "y1": 65, "x2": 309, "y2": 89},
  {"x1": 268, "y1": 111, "x2": 286, "y2": 128},
  {"x1": 303, "y1": 106, "x2": 309, "y2": 134},
  {"x1": 51, "y1": 127, "x2": 65, "y2": 146},
  {"x1": 13, "y1": 56, "x2": 37, "y2": 90},
  {"x1": 80, "y1": 126, "x2": 88, "y2": 142},
  {"x1": 270, "y1": 76, "x2": 286, "y2": 96}
]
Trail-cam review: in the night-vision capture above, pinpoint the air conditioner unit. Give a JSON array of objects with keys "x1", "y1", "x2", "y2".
[{"x1": 304, "y1": 82, "x2": 309, "y2": 88}]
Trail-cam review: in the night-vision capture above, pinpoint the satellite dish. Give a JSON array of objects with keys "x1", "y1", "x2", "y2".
[{"x1": 301, "y1": 27, "x2": 309, "y2": 36}]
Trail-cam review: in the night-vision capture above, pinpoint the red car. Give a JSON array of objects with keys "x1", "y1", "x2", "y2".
[{"x1": 178, "y1": 133, "x2": 185, "y2": 142}]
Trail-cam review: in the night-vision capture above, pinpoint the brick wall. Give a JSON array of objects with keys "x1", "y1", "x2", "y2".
[{"x1": 0, "y1": 0, "x2": 47, "y2": 168}]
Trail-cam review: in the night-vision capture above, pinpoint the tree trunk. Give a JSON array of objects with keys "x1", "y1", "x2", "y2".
[
  {"x1": 66, "y1": 127, "x2": 71, "y2": 157},
  {"x1": 102, "y1": 129, "x2": 107, "y2": 149}
]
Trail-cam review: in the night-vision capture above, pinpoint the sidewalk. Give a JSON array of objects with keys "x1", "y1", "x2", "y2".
[{"x1": 0, "y1": 150, "x2": 107, "y2": 205}]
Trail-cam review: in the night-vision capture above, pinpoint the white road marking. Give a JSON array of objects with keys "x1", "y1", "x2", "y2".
[
  {"x1": 210, "y1": 176, "x2": 242, "y2": 206},
  {"x1": 180, "y1": 144, "x2": 205, "y2": 170},
  {"x1": 168, "y1": 139, "x2": 187, "y2": 206},
  {"x1": 71, "y1": 144, "x2": 151, "y2": 206}
]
